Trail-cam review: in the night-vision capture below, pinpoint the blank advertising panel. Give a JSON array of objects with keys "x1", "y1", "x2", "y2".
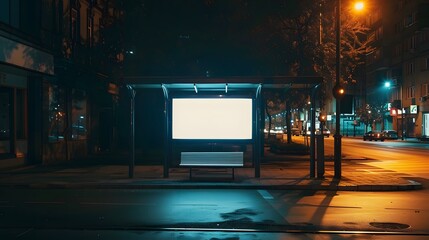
[{"x1": 172, "y1": 98, "x2": 253, "y2": 140}]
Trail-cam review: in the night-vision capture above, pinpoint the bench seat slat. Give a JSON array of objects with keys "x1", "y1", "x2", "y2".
[{"x1": 180, "y1": 152, "x2": 244, "y2": 167}]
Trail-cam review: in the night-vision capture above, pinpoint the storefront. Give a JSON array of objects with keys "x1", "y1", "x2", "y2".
[
  {"x1": 423, "y1": 112, "x2": 429, "y2": 137},
  {"x1": 0, "y1": 34, "x2": 54, "y2": 166}
]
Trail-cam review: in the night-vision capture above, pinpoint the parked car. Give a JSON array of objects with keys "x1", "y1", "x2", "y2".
[
  {"x1": 304, "y1": 127, "x2": 330, "y2": 137},
  {"x1": 320, "y1": 128, "x2": 331, "y2": 137},
  {"x1": 293, "y1": 127, "x2": 302, "y2": 136},
  {"x1": 382, "y1": 130, "x2": 398, "y2": 140},
  {"x1": 363, "y1": 131, "x2": 385, "y2": 141},
  {"x1": 282, "y1": 127, "x2": 301, "y2": 136}
]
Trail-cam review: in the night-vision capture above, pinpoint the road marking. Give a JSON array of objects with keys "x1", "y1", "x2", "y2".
[
  {"x1": 80, "y1": 202, "x2": 157, "y2": 206},
  {"x1": 25, "y1": 201, "x2": 64, "y2": 204},
  {"x1": 257, "y1": 190, "x2": 274, "y2": 200}
]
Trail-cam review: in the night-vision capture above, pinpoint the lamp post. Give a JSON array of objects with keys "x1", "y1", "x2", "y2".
[
  {"x1": 332, "y1": 0, "x2": 366, "y2": 179},
  {"x1": 384, "y1": 81, "x2": 391, "y2": 130},
  {"x1": 333, "y1": 0, "x2": 342, "y2": 179}
]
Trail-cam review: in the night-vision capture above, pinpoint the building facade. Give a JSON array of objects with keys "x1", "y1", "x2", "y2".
[
  {"x1": 0, "y1": 0, "x2": 122, "y2": 168},
  {"x1": 366, "y1": 0, "x2": 429, "y2": 138}
]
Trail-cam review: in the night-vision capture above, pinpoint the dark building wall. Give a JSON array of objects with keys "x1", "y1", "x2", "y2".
[{"x1": 1, "y1": 0, "x2": 122, "y2": 167}]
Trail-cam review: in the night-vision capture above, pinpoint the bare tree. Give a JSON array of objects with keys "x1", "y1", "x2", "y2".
[
  {"x1": 355, "y1": 103, "x2": 385, "y2": 132},
  {"x1": 271, "y1": 0, "x2": 374, "y2": 97},
  {"x1": 316, "y1": 0, "x2": 375, "y2": 87},
  {"x1": 263, "y1": 89, "x2": 286, "y2": 140}
]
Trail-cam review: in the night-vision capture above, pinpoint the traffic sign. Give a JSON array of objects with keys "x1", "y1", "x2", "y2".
[{"x1": 410, "y1": 105, "x2": 418, "y2": 114}]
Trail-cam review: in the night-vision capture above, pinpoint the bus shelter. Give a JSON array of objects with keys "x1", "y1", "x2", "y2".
[{"x1": 123, "y1": 76, "x2": 323, "y2": 179}]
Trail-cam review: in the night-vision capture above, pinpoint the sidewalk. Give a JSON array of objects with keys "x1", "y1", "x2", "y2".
[{"x1": 0, "y1": 153, "x2": 422, "y2": 191}]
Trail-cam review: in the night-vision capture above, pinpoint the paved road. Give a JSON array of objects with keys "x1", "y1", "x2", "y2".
[
  {"x1": 294, "y1": 135, "x2": 429, "y2": 179},
  {"x1": 322, "y1": 137, "x2": 429, "y2": 179},
  {"x1": 2, "y1": 137, "x2": 428, "y2": 239},
  {"x1": 3, "y1": 189, "x2": 284, "y2": 230},
  {"x1": 1, "y1": 188, "x2": 429, "y2": 238}
]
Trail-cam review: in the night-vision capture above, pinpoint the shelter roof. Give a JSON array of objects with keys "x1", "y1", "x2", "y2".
[{"x1": 123, "y1": 76, "x2": 323, "y2": 92}]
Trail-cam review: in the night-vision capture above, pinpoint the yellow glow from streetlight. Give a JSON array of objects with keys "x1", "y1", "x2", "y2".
[{"x1": 354, "y1": 1, "x2": 365, "y2": 11}]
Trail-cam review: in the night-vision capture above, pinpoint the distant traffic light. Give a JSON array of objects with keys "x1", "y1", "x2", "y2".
[
  {"x1": 319, "y1": 114, "x2": 327, "y2": 122},
  {"x1": 332, "y1": 84, "x2": 345, "y2": 99}
]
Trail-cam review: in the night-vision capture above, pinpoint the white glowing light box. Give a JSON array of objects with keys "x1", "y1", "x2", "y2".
[{"x1": 172, "y1": 98, "x2": 253, "y2": 140}]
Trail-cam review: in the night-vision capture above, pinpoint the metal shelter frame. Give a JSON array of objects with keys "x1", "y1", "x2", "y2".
[{"x1": 124, "y1": 76, "x2": 323, "y2": 179}]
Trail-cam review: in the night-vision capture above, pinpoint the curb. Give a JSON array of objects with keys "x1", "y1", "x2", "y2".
[{"x1": 0, "y1": 180, "x2": 422, "y2": 191}]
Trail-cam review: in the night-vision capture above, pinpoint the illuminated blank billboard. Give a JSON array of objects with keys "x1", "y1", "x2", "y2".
[{"x1": 172, "y1": 98, "x2": 253, "y2": 140}]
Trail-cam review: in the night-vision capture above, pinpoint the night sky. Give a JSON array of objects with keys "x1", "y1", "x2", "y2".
[{"x1": 121, "y1": 0, "x2": 309, "y2": 77}]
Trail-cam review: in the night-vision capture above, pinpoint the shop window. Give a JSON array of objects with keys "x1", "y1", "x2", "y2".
[
  {"x1": 71, "y1": 89, "x2": 87, "y2": 140},
  {"x1": 16, "y1": 89, "x2": 27, "y2": 139},
  {"x1": 48, "y1": 85, "x2": 66, "y2": 142}
]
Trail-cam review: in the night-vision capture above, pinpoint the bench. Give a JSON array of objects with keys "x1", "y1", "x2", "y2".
[{"x1": 180, "y1": 152, "x2": 244, "y2": 179}]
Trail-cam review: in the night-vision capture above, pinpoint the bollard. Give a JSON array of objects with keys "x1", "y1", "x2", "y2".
[{"x1": 316, "y1": 134, "x2": 325, "y2": 178}]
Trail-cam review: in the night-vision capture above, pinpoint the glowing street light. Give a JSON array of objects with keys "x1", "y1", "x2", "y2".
[
  {"x1": 354, "y1": 1, "x2": 365, "y2": 11},
  {"x1": 384, "y1": 81, "x2": 391, "y2": 88}
]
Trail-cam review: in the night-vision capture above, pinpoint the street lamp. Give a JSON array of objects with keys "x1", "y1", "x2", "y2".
[
  {"x1": 384, "y1": 81, "x2": 391, "y2": 88},
  {"x1": 354, "y1": 1, "x2": 365, "y2": 11},
  {"x1": 384, "y1": 81, "x2": 391, "y2": 130},
  {"x1": 333, "y1": 0, "x2": 366, "y2": 179},
  {"x1": 333, "y1": 0, "x2": 343, "y2": 179}
]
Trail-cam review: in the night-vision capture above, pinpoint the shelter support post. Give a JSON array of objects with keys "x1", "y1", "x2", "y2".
[
  {"x1": 309, "y1": 84, "x2": 321, "y2": 178},
  {"x1": 162, "y1": 84, "x2": 170, "y2": 178},
  {"x1": 254, "y1": 84, "x2": 262, "y2": 178},
  {"x1": 127, "y1": 85, "x2": 136, "y2": 179},
  {"x1": 309, "y1": 95, "x2": 316, "y2": 178}
]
